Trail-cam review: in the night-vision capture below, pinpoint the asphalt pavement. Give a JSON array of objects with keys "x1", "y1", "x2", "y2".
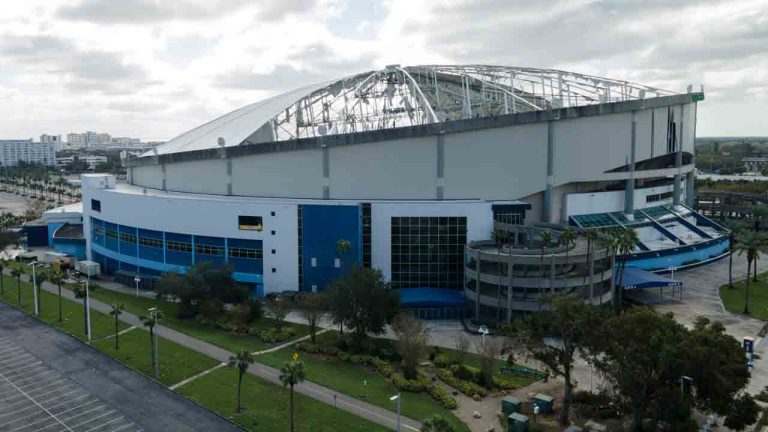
[{"x1": 0, "y1": 301, "x2": 242, "y2": 432}]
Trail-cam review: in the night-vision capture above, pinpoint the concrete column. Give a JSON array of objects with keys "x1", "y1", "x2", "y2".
[
  {"x1": 475, "y1": 250, "x2": 481, "y2": 319},
  {"x1": 624, "y1": 112, "x2": 636, "y2": 217},
  {"x1": 686, "y1": 102, "x2": 698, "y2": 207},
  {"x1": 436, "y1": 132, "x2": 445, "y2": 200},
  {"x1": 673, "y1": 105, "x2": 684, "y2": 207},
  {"x1": 506, "y1": 254, "x2": 513, "y2": 321},
  {"x1": 322, "y1": 143, "x2": 330, "y2": 199},
  {"x1": 543, "y1": 121, "x2": 554, "y2": 222}
]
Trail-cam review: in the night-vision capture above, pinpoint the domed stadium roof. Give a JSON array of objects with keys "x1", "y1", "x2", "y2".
[{"x1": 147, "y1": 65, "x2": 676, "y2": 157}]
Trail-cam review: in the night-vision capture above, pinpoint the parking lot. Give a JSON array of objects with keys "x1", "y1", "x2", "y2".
[
  {"x1": 0, "y1": 302, "x2": 241, "y2": 432},
  {"x1": 0, "y1": 336, "x2": 142, "y2": 432}
]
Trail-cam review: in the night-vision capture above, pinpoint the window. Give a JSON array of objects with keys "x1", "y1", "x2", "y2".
[
  {"x1": 91, "y1": 199, "x2": 101, "y2": 212},
  {"x1": 271, "y1": 249, "x2": 276, "y2": 254},
  {"x1": 196, "y1": 243, "x2": 224, "y2": 256},
  {"x1": 119, "y1": 232, "x2": 136, "y2": 243},
  {"x1": 271, "y1": 267, "x2": 276, "y2": 273},
  {"x1": 228, "y1": 247, "x2": 262, "y2": 259},
  {"x1": 271, "y1": 230, "x2": 276, "y2": 235},
  {"x1": 105, "y1": 228, "x2": 117, "y2": 240},
  {"x1": 646, "y1": 191, "x2": 674, "y2": 203},
  {"x1": 139, "y1": 236, "x2": 162, "y2": 248},
  {"x1": 167, "y1": 240, "x2": 192, "y2": 253},
  {"x1": 238, "y1": 216, "x2": 263, "y2": 231},
  {"x1": 390, "y1": 216, "x2": 467, "y2": 290},
  {"x1": 270, "y1": 211, "x2": 275, "y2": 217}
]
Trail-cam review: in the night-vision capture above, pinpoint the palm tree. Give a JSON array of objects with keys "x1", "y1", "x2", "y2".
[
  {"x1": 335, "y1": 238, "x2": 351, "y2": 271},
  {"x1": 280, "y1": 360, "x2": 306, "y2": 432},
  {"x1": 140, "y1": 309, "x2": 164, "y2": 372},
  {"x1": 583, "y1": 229, "x2": 599, "y2": 301},
  {"x1": 560, "y1": 228, "x2": 577, "y2": 280},
  {"x1": 490, "y1": 228, "x2": 508, "y2": 325},
  {"x1": 599, "y1": 229, "x2": 621, "y2": 310},
  {"x1": 72, "y1": 283, "x2": 89, "y2": 334},
  {"x1": 736, "y1": 230, "x2": 767, "y2": 314},
  {"x1": 10, "y1": 268, "x2": 23, "y2": 303},
  {"x1": 725, "y1": 221, "x2": 746, "y2": 289},
  {"x1": 228, "y1": 349, "x2": 255, "y2": 413},
  {"x1": 613, "y1": 229, "x2": 638, "y2": 312},
  {"x1": 110, "y1": 303, "x2": 124, "y2": 350},
  {"x1": 49, "y1": 270, "x2": 65, "y2": 322},
  {"x1": 538, "y1": 230, "x2": 552, "y2": 300}
]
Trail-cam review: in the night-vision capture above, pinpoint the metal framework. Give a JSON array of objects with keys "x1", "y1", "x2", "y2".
[{"x1": 258, "y1": 64, "x2": 676, "y2": 143}]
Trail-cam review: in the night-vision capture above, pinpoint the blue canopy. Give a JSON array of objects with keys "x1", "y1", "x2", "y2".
[
  {"x1": 398, "y1": 288, "x2": 466, "y2": 308},
  {"x1": 616, "y1": 267, "x2": 682, "y2": 290}
]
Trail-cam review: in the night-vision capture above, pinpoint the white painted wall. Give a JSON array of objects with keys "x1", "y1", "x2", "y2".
[
  {"x1": 82, "y1": 178, "x2": 299, "y2": 293},
  {"x1": 371, "y1": 201, "x2": 494, "y2": 281},
  {"x1": 564, "y1": 183, "x2": 680, "y2": 217},
  {"x1": 232, "y1": 149, "x2": 322, "y2": 198},
  {"x1": 165, "y1": 159, "x2": 228, "y2": 195}
]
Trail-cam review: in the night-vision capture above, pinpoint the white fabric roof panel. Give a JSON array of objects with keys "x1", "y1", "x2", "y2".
[{"x1": 145, "y1": 80, "x2": 335, "y2": 157}]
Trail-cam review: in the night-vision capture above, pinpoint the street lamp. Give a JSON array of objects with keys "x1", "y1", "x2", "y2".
[
  {"x1": 81, "y1": 278, "x2": 92, "y2": 343},
  {"x1": 27, "y1": 261, "x2": 43, "y2": 316},
  {"x1": 134, "y1": 276, "x2": 141, "y2": 298},
  {"x1": 479, "y1": 324, "x2": 489, "y2": 346},
  {"x1": 680, "y1": 375, "x2": 693, "y2": 397},
  {"x1": 148, "y1": 307, "x2": 160, "y2": 378},
  {"x1": 389, "y1": 393, "x2": 401, "y2": 432}
]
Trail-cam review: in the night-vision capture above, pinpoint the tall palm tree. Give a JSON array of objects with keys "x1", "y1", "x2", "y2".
[
  {"x1": 490, "y1": 228, "x2": 508, "y2": 325},
  {"x1": 140, "y1": 309, "x2": 164, "y2": 372},
  {"x1": 583, "y1": 229, "x2": 599, "y2": 301},
  {"x1": 228, "y1": 349, "x2": 255, "y2": 413},
  {"x1": 10, "y1": 268, "x2": 23, "y2": 303},
  {"x1": 49, "y1": 270, "x2": 65, "y2": 322},
  {"x1": 72, "y1": 283, "x2": 89, "y2": 334},
  {"x1": 335, "y1": 238, "x2": 351, "y2": 271},
  {"x1": 725, "y1": 221, "x2": 746, "y2": 289},
  {"x1": 280, "y1": 360, "x2": 306, "y2": 432},
  {"x1": 614, "y1": 229, "x2": 638, "y2": 312},
  {"x1": 35, "y1": 272, "x2": 47, "y2": 314},
  {"x1": 599, "y1": 229, "x2": 620, "y2": 310},
  {"x1": 110, "y1": 303, "x2": 124, "y2": 350},
  {"x1": 736, "y1": 230, "x2": 767, "y2": 314},
  {"x1": 560, "y1": 228, "x2": 577, "y2": 280}
]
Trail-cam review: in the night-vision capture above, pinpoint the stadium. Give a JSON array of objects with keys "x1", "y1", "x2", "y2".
[{"x1": 79, "y1": 64, "x2": 728, "y2": 319}]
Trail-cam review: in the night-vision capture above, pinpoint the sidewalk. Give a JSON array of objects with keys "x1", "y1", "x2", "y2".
[{"x1": 11, "y1": 273, "x2": 422, "y2": 432}]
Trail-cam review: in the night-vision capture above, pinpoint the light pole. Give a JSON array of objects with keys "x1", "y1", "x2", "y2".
[
  {"x1": 389, "y1": 393, "x2": 401, "y2": 432},
  {"x1": 479, "y1": 324, "x2": 489, "y2": 346},
  {"x1": 28, "y1": 261, "x2": 39, "y2": 316},
  {"x1": 149, "y1": 307, "x2": 159, "y2": 378},
  {"x1": 82, "y1": 278, "x2": 92, "y2": 343},
  {"x1": 134, "y1": 276, "x2": 141, "y2": 298},
  {"x1": 680, "y1": 375, "x2": 693, "y2": 397}
]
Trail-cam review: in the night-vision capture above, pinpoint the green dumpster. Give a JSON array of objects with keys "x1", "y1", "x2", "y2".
[
  {"x1": 532, "y1": 393, "x2": 554, "y2": 413},
  {"x1": 507, "y1": 413, "x2": 529, "y2": 432},
  {"x1": 501, "y1": 396, "x2": 521, "y2": 415}
]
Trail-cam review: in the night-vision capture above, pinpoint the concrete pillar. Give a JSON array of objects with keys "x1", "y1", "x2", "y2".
[
  {"x1": 624, "y1": 112, "x2": 636, "y2": 217},
  {"x1": 543, "y1": 121, "x2": 554, "y2": 222},
  {"x1": 673, "y1": 105, "x2": 684, "y2": 207}
]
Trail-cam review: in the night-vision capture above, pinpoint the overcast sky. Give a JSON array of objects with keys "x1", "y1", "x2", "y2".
[{"x1": 0, "y1": 0, "x2": 766, "y2": 141}]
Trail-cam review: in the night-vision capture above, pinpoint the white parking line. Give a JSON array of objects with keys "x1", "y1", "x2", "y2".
[
  {"x1": 0, "y1": 354, "x2": 35, "y2": 366},
  {"x1": 0, "y1": 372, "x2": 74, "y2": 432},
  {"x1": 20, "y1": 377, "x2": 70, "y2": 392},
  {"x1": 0, "y1": 403, "x2": 40, "y2": 420},
  {"x1": 53, "y1": 399, "x2": 100, "y2": 417},
  {"x1": 70, "y1": 409, "x2": 116, "y2": 428},
  {"x1": 37, "y1": 388, "x2": 85, "y2": 405},
  {"x1": 1, "y1": 361, "x2": 43, "y2": 375},
  {"x1": 1, "y1": 364, "x2": 48, "y2": 378},
  {"x1": 109, "y1": 423, "x2": 136, "y2": 432},
  {"x1": 47, "y1": 394, "x2": 90, "y2": 411},
  {"x1": 60, "y1": 405, "x2": 109, "y2": 423},
  {"x1": 84, "y1": 415, "x2": 125, "y2": 432}
]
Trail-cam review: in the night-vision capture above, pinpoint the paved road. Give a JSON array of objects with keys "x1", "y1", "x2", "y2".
[
  {"x1": 0, "y1": 302, "x2": 242, "y2": 432},
  {"x1": 27, "y1": 276, "x2": 422, "y2": 431}
]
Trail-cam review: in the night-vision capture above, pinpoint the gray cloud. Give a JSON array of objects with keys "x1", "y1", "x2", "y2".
[
  {"x1": 216, "y1": 44, "x2": 377, "y2": 91},
  {"x1": 58, "y1": 0, "x2": 316, "y2": 23},
  {"x1": 0, "y1": 34, "x2": 150, "y2": 94}
]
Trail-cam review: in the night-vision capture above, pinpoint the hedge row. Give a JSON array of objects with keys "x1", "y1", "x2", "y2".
[{"x1": 436, "y1": 368, "x2": 488, "y2": 398}]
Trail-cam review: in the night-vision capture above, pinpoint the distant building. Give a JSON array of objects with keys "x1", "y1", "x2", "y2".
[
  {"x1": 40, "y1": 134, "x2": 62, "y2": 152},
  {"x1": 66, "y1": 131, "x2": 112, "y2": 149},
  {"x1": 0, "y1": 139, "x2": 55, "y2": 166},
  {"x1": 55, "y1": 155, "x2": 108, "y2": 169}
]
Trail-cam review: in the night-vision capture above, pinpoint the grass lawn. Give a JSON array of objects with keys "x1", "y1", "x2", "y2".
[
  {"x1": 257, "y1": 334, "x2": 470, "y2": 432},
  {"x1": 178, "y1": 367, "x2": 389, "y2": 432},
  {"x1": 86, "y1": 287, "x2": 310, "y2": 353},
  {"x1": 719, "y1": 275, "x2": 768, "y2": 320},
  {"x1": 93, "y1": 328, "x2": 220, "y2": 387},
  {"x1": 0, "y1": 274, "x2": 127, "y2": 341}
]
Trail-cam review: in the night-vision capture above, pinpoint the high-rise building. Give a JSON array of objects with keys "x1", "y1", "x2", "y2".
[
  {"x1": 0, "y1": 139, "x2": 55, "y2": 166},
  {"x1": 66, "y1": 131, "x2": 112, "y2": 149},
  {"x1": 40, "y1": 134, "x2": 62, "y2": 152}
]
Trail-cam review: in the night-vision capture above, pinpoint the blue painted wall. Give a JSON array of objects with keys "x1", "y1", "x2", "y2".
[
  {"x1": 301, "y1": 204, "x2": 361, "y2": 292},
  {"x1": 47, "y1": 222, "x2": 64, "y2": 246},
  {"x1": 52, "y1": 239, "x2": 86, "y2": 260},
  {"x1": 625, "y1": 238, "x2": 730, "y2": 271}
]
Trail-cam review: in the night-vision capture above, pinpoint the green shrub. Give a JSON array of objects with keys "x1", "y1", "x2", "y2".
[
  {"x1": 426, "y1": 384, "x2": 458, "y2": 409},
  {"x1": 436, "y1": 368, "x2": 487, "y2": 398},
  {"x1": 391, "y1": 373, "x2": 426, "y2": 393},
  {"x1": 433, "y1": 353, "x2": 453, "y2": 368}
]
